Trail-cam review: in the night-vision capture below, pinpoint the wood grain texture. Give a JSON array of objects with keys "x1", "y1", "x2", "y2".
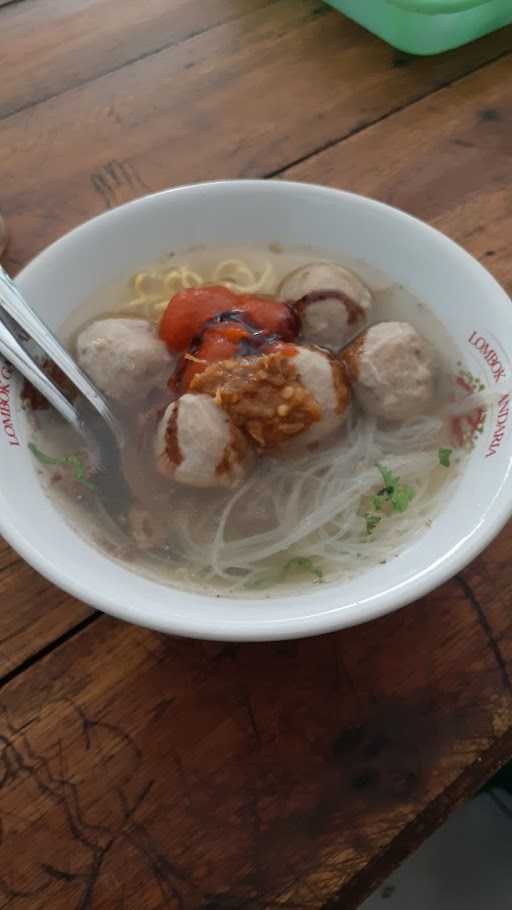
[
  {"x1": 0, "y1": 578, "x2": 510, "y2": 909},
  {"x1": 1, "y1": 0, "x2": 278, "y2": 118},
  {"x1": 2, "y1": 3, "x2": 512, "y2": 272},
  {"x1": 0, "y1": 537, "x2": 92, "y2": 678},
  {"x1": 2, "y1": 0, "x2": 512, "y2": 902},
  {"x1": 284, "y1": 52, "x2": 512, "y2": 293}
]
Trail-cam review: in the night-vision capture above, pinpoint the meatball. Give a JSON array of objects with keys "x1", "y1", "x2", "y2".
[
  {"x1": 342, "y1": 322, "x2": 435, "y2": 421},
  {"x1": 191, "y1": 347, "x2": 350, "y2": 449},
  {"x1": 77, "y1": 318, "x2": 173, "y2": 402},
  {"x1": 278, "y1": 262, "x2": 372, "y2": 351},
  {"x1": 292, "y1": 346, "x2": 350, "y2": 444},
  {"x1": 155, "y1": 393, "x2": 252, "y2": 488}
]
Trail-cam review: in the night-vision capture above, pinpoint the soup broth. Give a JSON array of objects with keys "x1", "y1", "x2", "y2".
[{"x1": 25, "y1": 246, "x2": 467, "y2": 597}]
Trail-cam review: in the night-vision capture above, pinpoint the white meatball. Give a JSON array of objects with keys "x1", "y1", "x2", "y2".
[
  {"x1": 342, "y1": 322, "x2": 435, "y2": 422},
  {"x1": 291, "y1": 347, "x2": 350, "y2": 444},
  {"x1": 189, "y1": 348, "x2": 349, "y2": 451},
  {"x1": 77, "y1": 318, "x2": 173, "y2": 402},
  {"x1": 278, "y1": 262, "x2": 372, "y2": 351},
  {"x1": 155, "y1": 394, "x2": 252, "y2": 488}
]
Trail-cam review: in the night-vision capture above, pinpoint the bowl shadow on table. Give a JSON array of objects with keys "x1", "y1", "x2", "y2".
[{"x1": 1, "y1": 567, "x2": 508, "y2": 909}]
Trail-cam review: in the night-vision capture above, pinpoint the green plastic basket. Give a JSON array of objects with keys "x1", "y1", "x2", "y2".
[{"x1": 325, "y1": 0, "x2": 512, "y2": 55}]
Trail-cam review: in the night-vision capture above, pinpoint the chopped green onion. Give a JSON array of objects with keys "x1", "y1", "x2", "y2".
[
  {"x1": 376, "y1": 463, "x2": 398, "y2": 492},
  {"x1": 283, "y1": 557, "x2": 323, "y2": 581},
  {"x1": 438, "y1": 447, "x2": 452, "y2": 468},
  {"x1": 248, "y1": 556, "x2": 323, "y2": 590},
  {"x1": 365, "y1": 513, "x2": 382, "y2": 535},
  {"x1": 390, "y1": 483, "x2": 415, "y2": 513},
  {"x1": 29, "y1": 443, "x2": 95, "y2": 491},
  {"x1": 249, "y1": 574, "x2": 277, "y2": 590},
  {"x1": 364, "y1": 463, "x2": 416, "y2": 535}
]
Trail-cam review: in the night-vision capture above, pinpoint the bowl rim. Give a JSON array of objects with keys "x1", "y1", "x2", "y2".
[{"x1": 3, "y1": 179, "x2": 512, "y2": 641}]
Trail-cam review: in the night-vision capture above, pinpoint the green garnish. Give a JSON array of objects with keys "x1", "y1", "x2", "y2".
[
  {"x1": 376, "y1": 464, "x2": 415, "y2": 513},
  {"x1": 365, "y1": 513, "x2": 382, "y2": 535},
  {"x1": 250, "y1": 574, "x2": 278, "y2": 590},
  {"x1": 246, "y1": 557, "x2": 323, "y2": 591},
  {"x1": 283, "y1": 557, "x2": 323, "y2": 581},
  {"x1": 390, "y1": 484, "x2": 416, "y2": 513},
  {"x1": 29, "y1": 443, "x2": 95, "y2": 491},
  {"x1": 438, "y1": 447, "x2": 452, "y2": 468},
  {"x1": 376, "y1": 463, "x2": 397, "y2": 491},
  {"x1": 364, "y1": 463, "x2": 416, "y2": 535}
]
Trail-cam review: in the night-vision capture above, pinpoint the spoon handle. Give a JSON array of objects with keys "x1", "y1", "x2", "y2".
[
  {"x1": 0, "y1": 265, "x2": 119, "y2": 437},
  {"x1": 0, "y1": 316, "x2": 82, "y2": 432}
]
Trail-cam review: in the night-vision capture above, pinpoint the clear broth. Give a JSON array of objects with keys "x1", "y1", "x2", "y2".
[{"x1": 27, "y1": 246, "x2": 465, "y2": 597}]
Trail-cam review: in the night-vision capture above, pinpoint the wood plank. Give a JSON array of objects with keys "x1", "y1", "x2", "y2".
[
  {"x1": 280, "y1": 63, "x2": 512, "y2": 870},
  {"x1": 2, "y1": 4, "x2": 512, "y2": 272},
  {"x1": 460, "y1": 532, "x2": 512, "y2": 671},
  {"x1": 0, "y1": 537, "x2": 92, "y2": 677},
  {"x1": 284, "y1": 52, "x2": 512, "y2": 291},
  {"x1": 283, "y1": 53, "x2": 512, "y2": 885},
  {"x1": 2, "y1": 50, "x2": 512, "y2": 906},
  {"x1": 0, "y1": 575, "x2": 510, "y2": 910},
  {"x1": 0, "y1": 0, "x2": 278, "y2": 119}
]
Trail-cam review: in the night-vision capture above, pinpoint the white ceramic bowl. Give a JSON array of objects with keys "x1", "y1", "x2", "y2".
[{"x1": 2, "y1": 181, "x2": 512, "y2": 641}]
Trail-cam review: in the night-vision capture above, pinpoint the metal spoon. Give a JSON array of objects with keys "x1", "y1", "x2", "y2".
[
  {"x1": 0, "y1": 314, "x2": 83, "y2": 432},
  {"x1": 0, "y1": 264, "x2": 130, "y2": 510},
  {"x1": 0, "y1": 264, "x2": 121, "y2": 439}
]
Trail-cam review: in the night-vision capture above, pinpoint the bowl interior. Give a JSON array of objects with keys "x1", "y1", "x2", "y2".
[{"x1": 1, "y1": 180, "x2": 512, "y2": 640}]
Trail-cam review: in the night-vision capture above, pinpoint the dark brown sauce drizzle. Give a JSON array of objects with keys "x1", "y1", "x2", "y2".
[
  {"x1": 173, "y1": 309, "x2": 296, "y2": 391},
  {"x1": 294, "y1": 289, "x2": 365, "y2": 325},
  {"x1": 165, "y1": 404, "x2": 183, "y2": 466}
]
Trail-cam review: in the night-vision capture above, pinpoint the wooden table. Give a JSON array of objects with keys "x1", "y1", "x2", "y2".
[{"x1": 2, "y1": 2, "x2": 512, "y2": 907}]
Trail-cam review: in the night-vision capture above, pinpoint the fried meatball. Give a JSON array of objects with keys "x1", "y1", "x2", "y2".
[
  {"x1": 191, "y1": 347, "x2": 350, "y2": 449},
  {"x1": 342, "y1": 322, "x2": 435, "y2": 422},
  {"x1": 278, "y1": 262, "x2": 372, "y2": 351},
  {"x1": 155, "y1": 393, "x2": 252, "y2": 488},
  {"x1": 77, "y1": 318, "x2": 173, "y2": 402}
]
